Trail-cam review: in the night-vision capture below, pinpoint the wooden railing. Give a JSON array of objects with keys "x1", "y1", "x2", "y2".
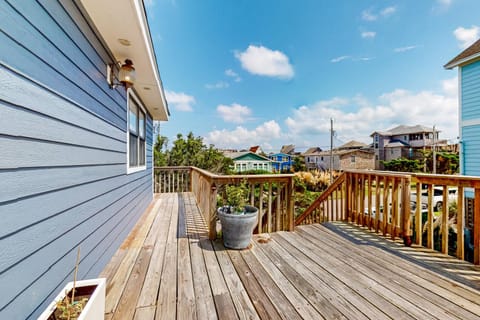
[
  {"x1": 154, "y1": 166, "x2": 190, "y2": 193},
  {"x1": 297, "y1": 170, "x2": 480, "y2": 265},
  {"x1": 154, "y1": 166, "x2": 295, "y2": 240}
]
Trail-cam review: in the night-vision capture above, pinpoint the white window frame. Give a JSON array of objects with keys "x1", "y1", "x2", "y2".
[{"x1": 127, "y1": 89, "x2": 147, "y2": 174}]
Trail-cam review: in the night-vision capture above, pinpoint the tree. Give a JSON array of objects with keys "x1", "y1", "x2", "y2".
[
  {"x1": 292, "y1": 156, "x2": 306, "y2": 172},
  {"x1": 154, "y1": 132, "x2": 233, "y2": 174},
  {"x1": 153, "y1": 135, "x2": 168, "y2": 167},
  {"x1": 381, "y1": 158, "x2": 422, "y2": 172}
]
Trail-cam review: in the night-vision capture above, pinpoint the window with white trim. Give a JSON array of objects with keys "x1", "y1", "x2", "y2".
[{"x1": 127, "y1": 91, "x2": 146, "y2": 173}]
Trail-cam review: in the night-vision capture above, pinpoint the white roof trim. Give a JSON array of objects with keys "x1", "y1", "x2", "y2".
[{"x1": 445, "y1": 52, "x2": 480, "y2": 69}]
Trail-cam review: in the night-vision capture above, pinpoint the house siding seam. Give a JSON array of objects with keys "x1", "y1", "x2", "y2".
[{"x1": 0, "y1": 1, "x2": 154, "y2": 319}]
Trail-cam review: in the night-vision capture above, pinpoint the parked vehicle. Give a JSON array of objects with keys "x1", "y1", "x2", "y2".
[
  {"x1": 411, "y1": 187, "x2": 457, "y2": 212},
  {"x1": 365, "y1": 201, "x2": 427, "y2": 221}
]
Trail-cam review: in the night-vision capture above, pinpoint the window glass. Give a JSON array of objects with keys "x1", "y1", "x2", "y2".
[
  {"x1": 127, "y1": 92, "x2": 147, "y2": 171},
  {"x1": 129, "y1": 102, "x2": 138, "y2": 134},
  {"x1": 139, "y1": 110, "x2": 145, "y2": 139}
]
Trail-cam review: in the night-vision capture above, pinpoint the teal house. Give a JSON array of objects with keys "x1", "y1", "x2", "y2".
[
  {"x1": 445, "y1": 38, "x2": 480, "y2": 176},
  {"x1": 0, "y1": 1, "x2": 168, "y2": 318},
  {"x1": 225, "y1": 151, "x2": 273, "y2": 173}
]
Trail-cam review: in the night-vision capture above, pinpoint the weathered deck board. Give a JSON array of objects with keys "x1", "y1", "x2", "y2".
[{"x1": 102, "y1": 192, "x2": 480, "y2": 319}]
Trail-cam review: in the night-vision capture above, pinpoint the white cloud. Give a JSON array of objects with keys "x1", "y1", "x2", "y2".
[
  {"x1": 331, "y1": 55, "x2": 350, "y2": 63},
  {"x1": 362, "y1": 10, "x2": 377, "y2": 21},
  {"x1": 205, "y1": 120, "x2": 281, "y2": 149},
  {"x1": 225, "y1": 69, "x2": 241, "y2": 82},
  {"x1": 361, "y1": 31, "x2": 376, "y2": 39},
  {"x1": 362, "y1": 6, "x2": 396, "y2": 21},
  {"x1": 394, "y1": 45, "x2": 418, "y2": 53},
  {"x1": 205, "y1": 81, "x2": 229, "y2": 89},
  {"x1": 165, "y1": 90, "x2": 195, "y2": 112},
  {"x1": 357, "y1": 57, "x2": 374, "y2": 61},
  {"x1": 454, "y1": 26, "x2": 479, "y2": 49},
  {"x1": 235, "y1": 45, "x2": 294, "y2": 79},
  {"x1": 380, "y1": 6, "x2": 396, "y2": 17},
  {"x1": 285, "y1": 79, "x2": 459, "y2": 143},
  {"x1": 217, "y1": 103, "x2": 252, "y2": 124},
  {"x1": 442, "y1": 77, "x2": 458, "y2": 97}
]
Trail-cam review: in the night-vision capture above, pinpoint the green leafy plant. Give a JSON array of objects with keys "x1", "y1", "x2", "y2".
[{"x1": 222, "y1": 180, "x2": 249, "y2": 214}]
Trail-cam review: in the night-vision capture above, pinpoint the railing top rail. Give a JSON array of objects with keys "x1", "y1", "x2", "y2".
[
  {"x1": 345, "y1": 169, "x2": 480, "y2": 187},
  {"x1": 154, "y1": 166, "x2": 191, "y2": 170},
  {"x1": 345, "y1": 169, "x2": 412, "y2": 179}
]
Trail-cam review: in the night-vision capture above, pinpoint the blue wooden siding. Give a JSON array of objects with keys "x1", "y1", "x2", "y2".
[
  {"x1": 0, "y1": 1, "x2": 154, "y2": 319},
  {"x1": 461, "y1": 125, "x2": 480, "y2": 176},
  {"x1": 461, "y1": 61, "x2": 480, "y2": 121}
]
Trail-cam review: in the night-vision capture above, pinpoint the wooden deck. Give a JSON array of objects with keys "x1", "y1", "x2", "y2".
[{"x1": 101, "y1": 192, "x2": 480, "y2": 319}]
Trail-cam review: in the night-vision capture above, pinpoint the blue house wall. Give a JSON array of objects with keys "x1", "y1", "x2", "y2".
[
  {"x1": 460, "y1": 61, "x2": 480, "y2": 176},
  {"x1": 268, "y1": 153, "x2": 293, "y2": 172},
  {"x1": 0, "y1": 1, "x2": 154, "y2": 318}
]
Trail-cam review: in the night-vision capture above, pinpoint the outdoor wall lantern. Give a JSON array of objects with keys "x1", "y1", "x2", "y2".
[{"x1": 107, "y1": 59, "x2": 136, "y2": 89}]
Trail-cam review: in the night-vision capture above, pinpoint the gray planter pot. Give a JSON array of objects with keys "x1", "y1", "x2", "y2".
[{"x1": 218, "y1": 205, "x2": 258, "y2": 249}]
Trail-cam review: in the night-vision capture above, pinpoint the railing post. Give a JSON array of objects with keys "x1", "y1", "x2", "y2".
[
  {"x1": 457, "y1": 186, "x2": 464, "y2": 259},
  {"x1": 474, "y1": 188, "x2": 480, "y2": 265},
  {"x1": 441, "y1": 185, "x2": 449, "y2": 254},
  {"x1": 427, "y1": 184, "x2": 434, "y2": 249},
  {"x1": 287, "y1": 177, "x2": 295, "y2": 231},
  {"x1": 402, "y1": 176, "x2": 412, "y2": 245},
  {"x1": 415, "y1": 182, "x2": 422, "y2": 246},
  {"x1": 208, "y1": 183, "x2": 218, "y2": 240}
]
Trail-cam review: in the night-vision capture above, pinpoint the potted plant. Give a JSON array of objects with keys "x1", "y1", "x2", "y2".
[
  {"x1": 38, "y1": 248, "x2": 106, "y2": 320},
  {"x1": 217, "y1": 181, "x2": 258, "y2": 249}
]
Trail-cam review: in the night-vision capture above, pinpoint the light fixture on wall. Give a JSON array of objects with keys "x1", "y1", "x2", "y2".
[{"x1": 107, "y1": 59, "x2": 136, "y2": 89}]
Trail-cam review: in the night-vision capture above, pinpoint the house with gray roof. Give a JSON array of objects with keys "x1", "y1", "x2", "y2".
[
  {"x1": 303, "y1": 141, "x2": 373, "y2": 171},
  {"x1": 371, "y1": 125, "x2": 446, "y2": 169}
]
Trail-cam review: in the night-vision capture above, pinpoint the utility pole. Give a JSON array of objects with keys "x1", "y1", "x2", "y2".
[
  {"x1": 433, "y1": 125, "x2": 436, "y2": 174},
  {"x1": 330, "y1": 118, "x2": 334, "y2": 184}
]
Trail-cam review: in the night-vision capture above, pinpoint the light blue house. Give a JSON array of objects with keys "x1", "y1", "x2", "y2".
[
  {"x1": 225, "y1": 151, "x2": 273, "y2": 173},
  {"x1": 0, "y1": 1, "x2": 168, "y2": 318},
  {"x1": 445, "y1": 39, "x2": 480, "y2": 176},
  {"x1": 268, "y1": 153, "x2": 293, "y2": 172}
]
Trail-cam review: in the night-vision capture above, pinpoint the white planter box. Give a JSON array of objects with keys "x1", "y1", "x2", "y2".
[{"x1": 38, "y1": 278, "x2": 106, "y2": 320}]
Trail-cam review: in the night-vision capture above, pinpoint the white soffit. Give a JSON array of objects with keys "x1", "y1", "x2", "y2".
[{"x1": 80, "y1": 0, "x2": 169, "y2": 121}]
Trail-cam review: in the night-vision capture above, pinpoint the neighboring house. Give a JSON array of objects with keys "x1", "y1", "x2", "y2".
[
  {"x1": 249, "y1": 145, "x2": 264, "y2": 155},
  {"x1": 0, "y1": 1, "x2": 169, "y2": 318},
  {"x1": 303, "y1": 147, "x2": 323, "y2": 170},
  {"x1": 224, "y1": 151, "x2": 273, "y2": 173},
  {"x1": 268, "y1": 153, "x2": 294, "y2": 172},
  {"x1": 371, "y1": 125, "x2": 445, "y2": 170},
  {"x1": 445, "y1": 38, "x2": 480, "y2": 228},
  {"x1": 304, "y1": 141, "x2": 374, "y2": 171},
  {"x1": 280, "y1": 144, "x2": 295, "y2": 155},
  {"x1": 445, "y1": 38, "x2": 480, "y2": 177}
]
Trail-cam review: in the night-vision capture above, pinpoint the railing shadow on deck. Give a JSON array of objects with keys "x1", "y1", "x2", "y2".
[
  {"x1": 155, "y1": 166, "x2": 480, "y2": 266},
  {"x1": 154, "y1": 166, "x2": 295, "y2": 239},
  {"x1": 296, "y1": 169, "x2": 480, "y2": 265}
]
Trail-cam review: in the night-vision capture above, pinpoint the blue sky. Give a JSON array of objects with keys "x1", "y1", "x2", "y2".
[{"x1": 146, "y1": 0, "x2": 479, "y2": 152}]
